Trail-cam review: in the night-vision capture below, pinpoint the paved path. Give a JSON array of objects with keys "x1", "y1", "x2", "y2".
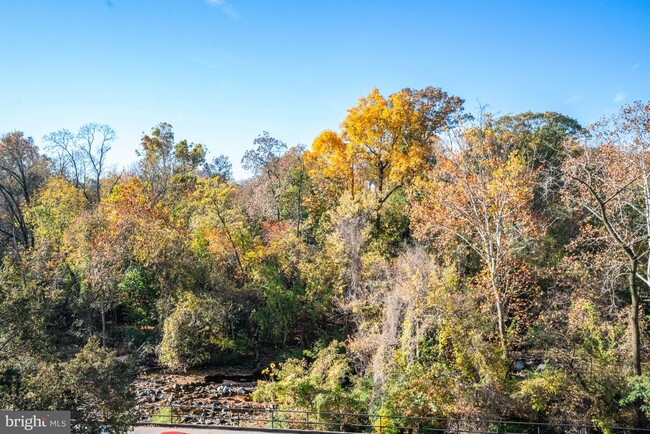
[
  {"x1": 132, "y1": 427, "x2": 219, "y2": 434},
  {"x1": 132, "y1": 427, "x2": 268, "y2": 434},
  {"x1": 131, "y1": 426, "x2": 324, "y2": 434}
]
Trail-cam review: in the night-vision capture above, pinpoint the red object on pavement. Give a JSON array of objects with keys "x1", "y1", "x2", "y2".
[{"x1": 160, "y1": 431, "x2": 188, "y2": 434}]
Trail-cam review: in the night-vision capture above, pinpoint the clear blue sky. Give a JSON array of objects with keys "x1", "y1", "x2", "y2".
[{"x1": 1, "y1": 0, "x2": 649, "y2": 178}]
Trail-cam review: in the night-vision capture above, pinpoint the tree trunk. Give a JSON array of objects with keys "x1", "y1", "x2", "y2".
[
  {"x1": 296, "y1": 165, "x2": 303, "y2": 236},
  {"x1": 214, "y1": 202, "x2": 246, "y2": 277},
  {"x1": 491, "y1": 274, "x2": 507, "y2": 357},
  {"x1": 629, "y1": 259, "x2": 647, "y2": 428},
  {"x1": 375, "y1": 208, "x2": 381, "y2": 232},
  {"x1": 101, "y1": 306, "x2": 107, "y2": 348},
  {"x1": 96, "y1": 176, "x2": 101, "y2": 203}
]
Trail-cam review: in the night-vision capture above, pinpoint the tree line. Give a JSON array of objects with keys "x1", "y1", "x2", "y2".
[{"x1": 1, "y1": 88, "x2": 650, "y2": 432}]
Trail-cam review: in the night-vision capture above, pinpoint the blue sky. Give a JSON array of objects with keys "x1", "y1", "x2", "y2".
[{"x1": 1, "y1": 0, "x2": 649, "y2": 178}]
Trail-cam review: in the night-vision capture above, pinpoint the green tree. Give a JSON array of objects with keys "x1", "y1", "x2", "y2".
[
  {"x1": 0, "y1": 132, "x2": 49, "y2": 254},
  {"x1": 158, "y1": 292, "x2": 235, "y2": 370},
  {"x1": 137, "y1": 122, "x2": 206, "y2": 202}
]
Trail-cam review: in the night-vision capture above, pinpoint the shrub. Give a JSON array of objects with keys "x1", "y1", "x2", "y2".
[{"x1": 158, "y1": 292, "x2": 234, "y2": 370}]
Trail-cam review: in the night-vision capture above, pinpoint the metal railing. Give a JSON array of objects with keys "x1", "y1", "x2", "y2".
[{"x1": 135, "y1": 402, "x2": 650, "y2": 434}]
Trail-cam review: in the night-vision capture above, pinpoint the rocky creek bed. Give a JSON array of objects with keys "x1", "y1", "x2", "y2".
[{"x1": 133, "y1": 370, "x2": 269, "y2": 426}]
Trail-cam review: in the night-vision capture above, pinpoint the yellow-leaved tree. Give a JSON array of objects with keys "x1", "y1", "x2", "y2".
[{"x1": 306, "y1": 87, "x2": 467, "y2": 231}]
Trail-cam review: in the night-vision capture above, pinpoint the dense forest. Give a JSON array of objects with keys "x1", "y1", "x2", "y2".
[{"x1": 1, "y1": 87, "x2": 650, "y2": 432}]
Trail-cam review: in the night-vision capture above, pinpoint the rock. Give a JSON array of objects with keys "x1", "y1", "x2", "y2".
[
  {"x1": 133, "y1": 371, "x2": 260, "y2": 424},
  {"x1": 513, "y1": 360, "x2": 525, "y2": 371},
  {"x1": 216, "y1": 385, "x2": 231, "y2": 396}
]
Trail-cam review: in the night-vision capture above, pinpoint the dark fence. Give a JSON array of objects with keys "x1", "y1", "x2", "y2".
[{"x1": 135, "y1": 402, "x2": 650, "y2": 434}]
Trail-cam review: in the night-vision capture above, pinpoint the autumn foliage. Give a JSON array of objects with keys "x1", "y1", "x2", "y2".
[{"x1": 2, "y1": 94, "x2": 650, "y2": 431}]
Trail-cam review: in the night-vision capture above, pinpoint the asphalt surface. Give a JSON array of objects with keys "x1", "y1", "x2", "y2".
[{"x1": 131, "y1": 426, "x2": 311, "y2": 434}]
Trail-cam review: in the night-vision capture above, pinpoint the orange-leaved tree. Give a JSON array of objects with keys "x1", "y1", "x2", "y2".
[
  {"x1": 561, "y1": 102, "x2": 650, "y2": 428},
  {"x1": 411, "y1": 125, "x2": 537, "y2": 354}
]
